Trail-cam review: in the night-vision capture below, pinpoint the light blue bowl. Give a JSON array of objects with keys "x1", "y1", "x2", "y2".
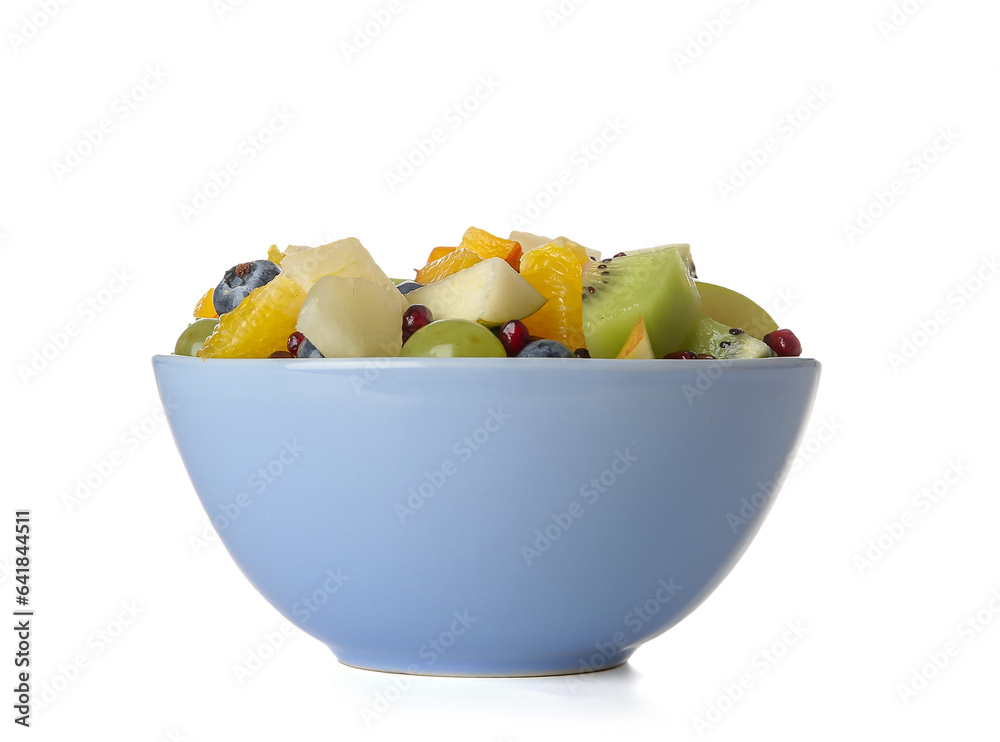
[{"x1": 153, "y1": 355, "x2": 820, "y2": 677}]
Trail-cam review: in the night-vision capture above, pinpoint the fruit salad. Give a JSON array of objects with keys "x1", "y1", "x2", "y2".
[{"x1": 173, "y1": 228, "x2": 802, "y2": 360}]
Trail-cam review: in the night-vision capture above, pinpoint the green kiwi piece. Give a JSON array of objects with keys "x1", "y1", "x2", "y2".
[
  {"x1": 678, "y1": 314, "x2": 774, "y2": 359},
  {"x1": 581, "y1": 245, "x2": 701, "y2": 358}
]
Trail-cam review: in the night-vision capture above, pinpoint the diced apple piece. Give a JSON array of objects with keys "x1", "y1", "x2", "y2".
[
  {"x1": 405, "y1": 258, "x2": 546, "y2": 327},
  {"x1": 616, "y1": 316, "x2": 655, "y2": 359}
]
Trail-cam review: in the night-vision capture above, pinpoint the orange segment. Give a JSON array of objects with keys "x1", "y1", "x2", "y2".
[
  {"x1": 425, "y1": 246, "x2": 456, "y2": 265},
  {"x1": 415, "y1": 248, "x2": 482, "y2": 284},
  {"x1": 504, "y1": 244, "x2": 523, "y2": 272},
  {"x1": 267, "y1": 244, "x2": 284, "y2": 266},
  {"x1": 459, "y1": 227, "x2": 519, "y2": 261},
  {"x1": 519, "y1": 239, "x2": 590, "y2": 350},
  {"x1": 193, "y1": 288, "x2": 218, "y2": 318},
  {"x1": 524, "y1": 236, "x2": 589, "y2": 264},
  {"x1": 197, "y1": 275, "x2": 305, "y2": 358},
  {"x1": 414, "y1": 228, "x2": 518, "y2": 282}
]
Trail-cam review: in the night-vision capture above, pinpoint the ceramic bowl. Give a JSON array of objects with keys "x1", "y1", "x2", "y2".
[{"x1": 153, "y1": 355, "x2": 820, "y2": 677}]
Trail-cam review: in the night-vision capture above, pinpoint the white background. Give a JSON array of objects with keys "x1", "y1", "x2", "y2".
[{"x1": 2, "y1": 0, "x2": 999, "y2": 739}]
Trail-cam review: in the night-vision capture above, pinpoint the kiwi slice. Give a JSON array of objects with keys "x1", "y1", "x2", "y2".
[
  {"x1": 581, "y1": 245, "x2": 700, "y2": 358},
  {"x1": 678, "y1": 314, "x2": 773, "y2": 359}
]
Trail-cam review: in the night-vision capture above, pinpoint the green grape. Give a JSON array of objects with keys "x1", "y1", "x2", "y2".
[
  {"x1": 401, "y1": 319, "x2": 506, "y2": 358},
  {"x1": 174, "y1": 318, "x2": 220, "y2": 356}
]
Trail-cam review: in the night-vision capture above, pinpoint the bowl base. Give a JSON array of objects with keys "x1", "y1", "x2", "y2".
[{"x1": 332, "y1": 647, "x2": 634, "y2": 678}]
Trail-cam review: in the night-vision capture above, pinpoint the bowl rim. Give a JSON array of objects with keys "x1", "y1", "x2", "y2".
[{"x1": 153, "y1": 354, "x2": 820, "y2": 372}]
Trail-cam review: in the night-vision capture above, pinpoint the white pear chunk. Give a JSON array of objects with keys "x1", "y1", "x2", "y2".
[
  {"x1": 297, "y1": 276, "x2": 403, "y2": 357},
  {"x1": 405, "y1": 258, "x2": 546, "y2": 327},
  {"x1": 509, "y1": 231, "x2": 551, "y2": 252},
  {"x1": 281, "y1": 237, "x2": 408, "y2": 311}
]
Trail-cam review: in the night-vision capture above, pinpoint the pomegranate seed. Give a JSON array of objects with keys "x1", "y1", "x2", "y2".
[
  {"x1": 497, "y1": 319, "x2": 531, "y2": 356},
  {"x1": 269, "y1": 350, "x2": 294, "y2": 358},
  {"x1": 613, "y1": 252, "x2": 627, "y2": 258},
  {"x1": 763, "y1": 329, "x2": 802, "y2": 357},
  {"x1": 664, "y1": 350, "x2": 698, "y2": 359},
  {"x1": 403, "y1": 304, "x2": 434, "y2": 335},
  {"x1": 287, "y1": 331, "x2": 305, "y2": 356}
]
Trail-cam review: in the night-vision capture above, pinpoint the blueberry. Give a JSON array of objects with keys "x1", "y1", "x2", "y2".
[
  {"x1": 213, "y1": 260, "x2": 281, "y2": 315},
  {"x1": 396, "y1": 280, "x2": 423, "y2": 295},
  {"x1": 297, "y1": 337, "x2": 324, "y2": 358},
  {"x1": 518, "y1": 339, "x2": 575, "y2": 358}
]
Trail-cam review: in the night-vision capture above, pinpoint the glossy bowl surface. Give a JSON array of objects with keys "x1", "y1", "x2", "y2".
[{"x1": 153, "y1": 355, "x2": 820, "y2": 676}]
